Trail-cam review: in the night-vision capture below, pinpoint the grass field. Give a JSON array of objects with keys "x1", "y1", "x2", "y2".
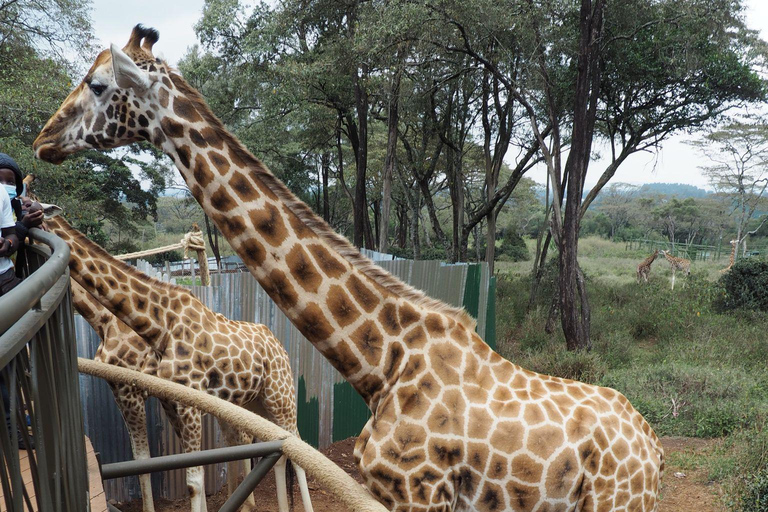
[{"x1": 496, "y1": 237, "x2": 768, "y2": 510}]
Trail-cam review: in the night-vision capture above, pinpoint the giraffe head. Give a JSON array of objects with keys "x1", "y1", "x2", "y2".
[{"x1": 33, "y1": 25, "x2": 167, "y2": 164}]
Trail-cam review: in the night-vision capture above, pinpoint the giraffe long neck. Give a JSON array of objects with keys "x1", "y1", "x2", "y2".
[
  {"x1": 47, "y1": 216, "x2": 191, "y2": 353},
  {"x1": 148, "y1": 73, "x2": 475, "y2": 407},
  {"x1": 70, "y1": 279, "x2": 122, "y2": 341}
]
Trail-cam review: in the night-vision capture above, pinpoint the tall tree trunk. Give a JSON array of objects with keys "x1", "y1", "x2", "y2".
[
  {"x1": 411, "y1": 194, "x2": 421, "y2": 260},
  {"x1": 379, "y1": 69, "x2": 401, "y2": 253},
  {"x1": 559, "y1": 0, "x2": 605, "y2": 351},
  {"x1": 396, "y1": 203, "x2": 408, "y2": 249},
  {"x1": 203, "y1": 214, "x2": 222, "y2": 272},
  {"x1": 353, "y1": 63, "x2": 372, "y2": 249},
  {"x1": 321, "y1": 152, "x2": 330, "y2": 222}
]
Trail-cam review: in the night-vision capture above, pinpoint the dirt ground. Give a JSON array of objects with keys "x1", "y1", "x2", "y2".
[{"x1": 114, "y1": 437, "x2": 722, "y2": 512}]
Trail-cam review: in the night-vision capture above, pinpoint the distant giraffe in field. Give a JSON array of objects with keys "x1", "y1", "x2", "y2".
[
  {"x1": 636, "y1": 249, "x2": 659, "y2": 283},
  {"x1": 721, "y1": 239, "x2": 738, "y2": 273},
  {"x1": 660, "y1": 250, "x2": 691, "y2": 290},
  {"x1": 34, "y1": 25, "x2": 664, "y2": 511}
]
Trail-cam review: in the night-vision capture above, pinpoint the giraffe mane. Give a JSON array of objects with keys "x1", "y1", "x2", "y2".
[{"x1": 168, "y1": 72, "x2": 478, "y2": 331}]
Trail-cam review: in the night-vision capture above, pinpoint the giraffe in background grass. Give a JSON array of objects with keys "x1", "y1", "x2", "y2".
[
  {"x1": 636, "y1": 249, "x2": 659, "y2": 284},
  {"x1": 46, "y1": 215, "x2": 313, "y2": 512},
  {"x1": 720, "y1": 239, "x2": 738, "y2": 274},
  {"x1": 34, "y1": 25, "x2": 664, "y2": 511},
  {"x1": 660, "y1": 250, "x2": 691, "y2": 290}
]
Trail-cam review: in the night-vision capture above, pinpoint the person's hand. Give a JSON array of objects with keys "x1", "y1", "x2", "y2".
[
  {"x1": 21, "y1": 209, "x2": 44, "y2": 229},
  {"x1": 0, "y1": 237, "x2": 10, "y2": 257}
]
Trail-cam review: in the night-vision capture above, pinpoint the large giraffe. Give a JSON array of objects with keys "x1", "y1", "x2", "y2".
[
  {"x1": 34, "y1": 25, "x2": 664, "y2": 511},
  {"x1": 659, "y1": 250, "x2": 691, "y2": 291},
  {"x1": 45, "y1": 215, "x2": 313, "y2": 512}
]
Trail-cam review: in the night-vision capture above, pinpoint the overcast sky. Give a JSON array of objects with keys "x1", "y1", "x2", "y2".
[{"x1": 90, "y1": 0, "x2": 768, "y2": 191}]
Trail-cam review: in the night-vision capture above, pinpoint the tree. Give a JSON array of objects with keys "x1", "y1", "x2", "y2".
[
  {"x1": 692, "y1": 120, "x2": 768, "y2": 257},
  {"x1": 0, "y1": 2, "x2": 170, "y2": 250},
  {"x1": 598, "y1": 183, "x2": 639, "y2": 240}
]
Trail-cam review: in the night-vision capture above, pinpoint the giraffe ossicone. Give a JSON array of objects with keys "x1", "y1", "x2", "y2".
[{"x1": 34, "y1": 24, "x2": 664, "y2": 511}]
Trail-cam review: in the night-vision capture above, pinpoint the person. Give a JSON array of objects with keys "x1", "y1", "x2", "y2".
[
  {"x1": 0, "y1": 153, "x2": 43, "y2": 296},
  {"x1": 0, "y1": 152, "x2": 41, "y2": 450}
]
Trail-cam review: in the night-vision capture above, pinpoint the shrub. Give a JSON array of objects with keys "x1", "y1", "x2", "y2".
[
  {"x1": 497, "y1": 231, "x2": 530, "y2": 262},
  {"x1": 741, "y1": 469, "x2": 768, "y2": 512},
  {"x1": 521, "y1": 347, "x2": 607, "y2": 385},
  {"x1": 142, "y1": 250, "x2": 183, "y2": 265},
  {"x1": 716, "y1": 259, "x2": 768, "y2": 312}
]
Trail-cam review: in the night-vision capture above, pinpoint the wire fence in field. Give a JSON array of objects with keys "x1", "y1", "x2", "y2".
[{"x1": 624, "y1": 238, "x2": 768, "y2": 262}]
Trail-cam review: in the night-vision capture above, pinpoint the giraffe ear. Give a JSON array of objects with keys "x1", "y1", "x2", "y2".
[{"x1": 110, "y1": 44, "x2": 151, "y2": 93}]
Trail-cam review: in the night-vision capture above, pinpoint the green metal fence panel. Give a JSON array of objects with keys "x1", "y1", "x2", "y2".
[
  {"x1": 485, "y1": 276, "x2": 497, "y2": 351},
  {"x1": 296, "y1": 377, "x2": 319, "y2": 447},
  {"x1": 463, "y1": 264, "x2": 481, "y2": 321},
  {"x1": 332, "y1": 382, "x2": 370, "y2": 443}
]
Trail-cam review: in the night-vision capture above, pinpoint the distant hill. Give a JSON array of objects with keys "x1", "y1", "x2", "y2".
[
  {"x1": 582, "y1": 182, "x2": 710, "y2": 209},
  {"x1": 636, "y1": 183, "x2": 710, "y2": 198}
]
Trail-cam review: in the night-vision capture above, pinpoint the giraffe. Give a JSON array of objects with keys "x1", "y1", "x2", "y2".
[
  {"x1": 45, "y1": 214, "x2": 313, "y2": 512},
  {"x1": 720, "y1": 239, "x2": 738, "y2": 274},
  {"x1": 659, "y1": 250, "x2": 691, "y2": 291},
  {"x1": 70, "y1": 279, "x2": 161, "y2": 511},
  {"x1": 33, "y1": 25, "x2": 664, "y2": 511},
  {"x1": 636, "y1": 249, "x2": 658, "y2": 284}
]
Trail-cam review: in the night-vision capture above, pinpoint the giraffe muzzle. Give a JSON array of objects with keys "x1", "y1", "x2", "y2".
[{"x1": 33, "y1": 142, "x2": 67, "y2": 165}]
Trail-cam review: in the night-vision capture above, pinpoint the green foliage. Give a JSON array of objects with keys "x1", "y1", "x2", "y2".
[
  {"x1": 740, "y1": 469, "x2": 768, "y2": 512},
  {"x1": 716, "y1": 259, "x2": 768, "y2": 313},
  {"x1": 497, "y1": 231, "x2": 530, "y2": 262}
]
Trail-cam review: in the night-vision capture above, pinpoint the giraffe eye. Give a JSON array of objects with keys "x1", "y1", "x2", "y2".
[{"x1": 89, "y1": 82, "x2": 108, "y2": 97}]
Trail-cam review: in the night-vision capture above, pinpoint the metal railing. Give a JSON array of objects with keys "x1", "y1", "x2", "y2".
[
  {"x1": 100, "y1": 441, "x2": 284, "y2": 512},
  {"x1": 0, "y1": 228, "x2": 89, "y2": 512}
]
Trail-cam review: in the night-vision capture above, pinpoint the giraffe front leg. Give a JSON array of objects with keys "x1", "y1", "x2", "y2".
[
  {"x1": 161, "y1": 401, "x2": 207, "y2": 512},
  {"x1": 274, "y1": 454, "x2": 290, "y2": 512},
  {"x1": 220, "y1": 421, "x2": 257, "y2": 511},
  {"x1": 111, "y1": 383, "x2": 156, "y2": 512}
]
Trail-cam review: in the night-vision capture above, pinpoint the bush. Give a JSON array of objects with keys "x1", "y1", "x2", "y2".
[
  {"x1": 142, "y1": 250, "x2": 183, "y2": 265},
  {"x1": 520, "y1": 346, "x2": 607, "y2": 385},
  {"x1": 716, "y1": 259, "x2": 768, "y2": 312},
  {"x1": 497, "y1": 231, "x2": 530, "y2": 261},
  {"x1": 741, "y1": 469, "x2": 768, "y2": 512},
  {"x1": 419, "y1": 245, "x2": 449, "y2": 261}
]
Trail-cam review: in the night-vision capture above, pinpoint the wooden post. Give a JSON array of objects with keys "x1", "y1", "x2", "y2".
[{"x1": 196, "y1": 249, "x2": 210, "y2": 286}]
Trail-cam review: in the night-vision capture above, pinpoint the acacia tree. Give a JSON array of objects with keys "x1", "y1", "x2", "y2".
[
  {"x1": 692, "y1": 121, "x2": 768, "y2": 257},
  {"x1": 598, "y1": 183, "x2": 639, "y2": 240}
]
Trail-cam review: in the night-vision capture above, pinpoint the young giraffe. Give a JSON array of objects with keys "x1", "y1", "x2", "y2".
[
  {"x1": 636, "y1": 249, "x2": 658, "y2": 284},
  {"x1": 70, "y1": 279, "x2": 161, "y2": 511},
  {"x1": 34, "y1": 25, "x2": 663, "y2": 511},
  {"x1": 720, "y1": 239, "x2": 738, "y2": 273},
  {"x1": 659, "y1": 250, "x2": 691, "y2": 291},
  {"x1": 45, "y1": 215, "x2": 314, "y2": 512}
]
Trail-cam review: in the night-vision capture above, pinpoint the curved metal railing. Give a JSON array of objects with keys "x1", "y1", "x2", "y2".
[{"x1": 0, "y1": 228, "x2": 88, "y2": 512}]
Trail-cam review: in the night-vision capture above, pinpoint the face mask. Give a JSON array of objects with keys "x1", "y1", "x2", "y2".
[{"x1": 3, "y1": 184, "x2": 16, "y2": 200}]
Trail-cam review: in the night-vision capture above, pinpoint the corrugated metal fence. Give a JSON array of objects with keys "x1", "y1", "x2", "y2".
[{"x1": 76, "y1": 252, "x2": 496, "y2": 503}]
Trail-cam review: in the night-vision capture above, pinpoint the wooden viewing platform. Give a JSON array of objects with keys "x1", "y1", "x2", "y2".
[{"x1": 0, "y1": 436, "x2": 108, "y2": 512}]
